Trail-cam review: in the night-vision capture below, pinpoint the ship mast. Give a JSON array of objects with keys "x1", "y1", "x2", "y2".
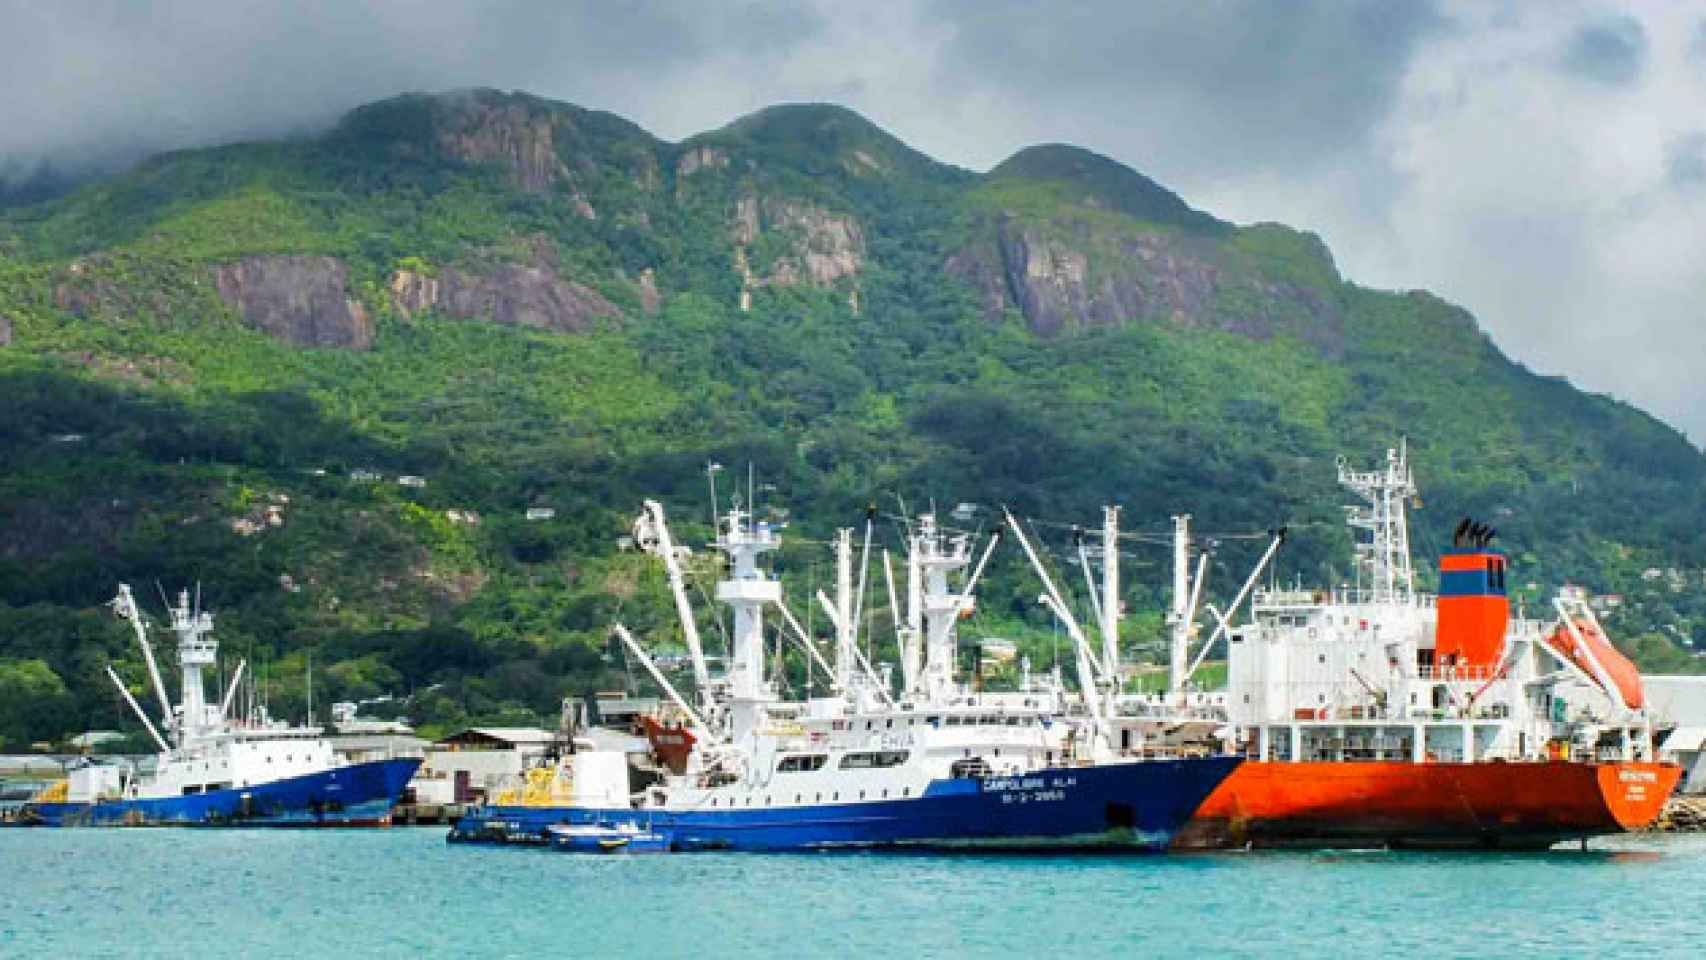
[
  {"x1": 168, "y1": 589, "x2": 219, "y2": 742},
  {"x1": 1100, "y1": 506, "x2": 1121, "y2": 679},
  {"x1": 1339, "y1": 443, "x2": 1417, "y2": 604},
  {"x1": 715, "y1": 500, "x2": 780, "y2": 741},
  {"x1": 913, "y1": 513, "x2": 971, "y2": 703},
  {"x1": 1166, "y1": 514, "x2": 1192, "y2": 693}
]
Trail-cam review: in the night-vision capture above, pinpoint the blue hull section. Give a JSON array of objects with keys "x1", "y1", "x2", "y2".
[
  {"x1": 451, "y1": 756, "x2": 1239, "y2": 852},
  {"x1": 23, "y1": 758, "x2": 421, "y2": 827}
]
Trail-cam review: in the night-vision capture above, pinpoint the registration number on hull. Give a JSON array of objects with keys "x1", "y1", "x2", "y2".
[{"x1": 985, "y1": 776, "x2": 1076, "y2": 804}]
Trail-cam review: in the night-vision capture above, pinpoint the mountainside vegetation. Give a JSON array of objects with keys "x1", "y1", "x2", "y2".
[{"x1": 2, "y1": 88, "x2": 1703, "y2": 750}]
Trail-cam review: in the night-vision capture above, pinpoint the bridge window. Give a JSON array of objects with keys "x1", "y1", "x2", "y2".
[
  {"x1": 839, "y1": 750, "x2": 909, "y2": 769},
  {"x1": 776, "y1": 754, "x2": 827, "y2": 773}
]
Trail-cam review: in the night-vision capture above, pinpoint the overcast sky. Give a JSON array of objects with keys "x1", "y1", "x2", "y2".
[{"x1": 3, "y1": 1, "x2": 1701, "y2": 442}]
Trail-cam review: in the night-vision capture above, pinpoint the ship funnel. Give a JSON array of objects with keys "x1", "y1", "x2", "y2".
[{"x1": 1434, "y1": 518, "x2": 1508, "y2": 673}]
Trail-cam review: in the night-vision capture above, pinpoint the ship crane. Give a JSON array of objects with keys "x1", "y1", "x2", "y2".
[
  {"x1": 110, "y1": 584, "x2": 175, "y2": 742},
  {"x1": 1004, "y1": 508, "x2": 1114, "y2": 756},
  {"x1": 1179, "y1": 528, "x2": 1287, "y2": 688}
]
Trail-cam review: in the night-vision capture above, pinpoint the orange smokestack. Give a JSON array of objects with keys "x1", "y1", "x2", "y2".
[{"x1": 1435, "y1": 518, "x2": 1508, "y2": 673}]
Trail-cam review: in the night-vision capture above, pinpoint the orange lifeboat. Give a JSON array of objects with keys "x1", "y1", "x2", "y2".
[{"x1": 1543, "y1": 617, "x2": 1645, "y2": 710}]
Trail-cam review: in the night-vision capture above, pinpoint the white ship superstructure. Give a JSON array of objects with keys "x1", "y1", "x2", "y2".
[{"x1": 1220, "y1": 445, "x2": 1658, "y2": 766}]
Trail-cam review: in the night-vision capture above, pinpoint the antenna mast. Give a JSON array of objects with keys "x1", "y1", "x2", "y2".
[{"x1": 1338, "y1": 443, "x2": 1417, "y2": 604}]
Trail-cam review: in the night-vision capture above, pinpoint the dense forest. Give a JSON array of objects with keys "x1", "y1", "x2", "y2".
[{"x1": 2, "y1": 89, "x2": 1702, "y2": 750}]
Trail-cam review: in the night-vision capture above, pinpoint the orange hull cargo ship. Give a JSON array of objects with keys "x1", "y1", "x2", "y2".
[
  {"x1": 1154, "y1": 446, "x2": 1681, "y2": 849},
  {"x1": 1176, "y1": 760, "x2": 1678, "y2": 849}
]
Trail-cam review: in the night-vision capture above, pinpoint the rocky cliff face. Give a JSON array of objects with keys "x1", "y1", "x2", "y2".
[
  {"x1": 731, "y1": 194, "x2": 864, "y2": 310},
  {"x1": 426, "y1": 91, "x2": 659, "y2": 213},
  {"x1": 434, "y1": 96, "x2": 571, "y2": 194},
  {"x1": 389, "y1": 242, "x2": 619, "y2": 333},
  {"x1": 947, "y1": 216, "x2": 1341, "y2": 351},
  {"x1": 676, "y1": 145, "x2": 730, "y2": 178},
  {"x1": 212, "y1": 256, "x2": 373, "y2": 349}
]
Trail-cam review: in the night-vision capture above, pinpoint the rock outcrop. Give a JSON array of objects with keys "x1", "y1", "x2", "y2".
[
  {"x1": 213, "y1": 256, "x2": 373, "y2": 349},
  {"x1": 731, "y1": 194, "x2": 864, "y2": 310},
  {"x1": 436, "y1": 99, "x2": 571, "y2": 193},
  {"x1": 676, "y1": 145, "x2": 729, "y2": 177},
  {"x1": 637, "y1": 268, "x2": 662, "y2": 314},
  {"x1": 948, "y1": 217, "x2": 1341, "y2": 351},
  {"x1": 1651, "y1": 795, "x2": 1706, "y2": 832},
  {"x1": 423, "y1": 91, "x2": 662, "y2": 203},
  {"x1": 389, "y1": 243, "x2": 619, "y2": 333}
]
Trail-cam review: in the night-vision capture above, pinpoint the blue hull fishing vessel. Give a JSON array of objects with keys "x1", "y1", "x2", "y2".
[
  {"x1": 453, "y1": 756, "x2": 1237, "y2": 851},
  {"x1": 25, "y1": 757, "x2": 421, "y2": 827},
  {"x1": 21, "y1": 584, "x2": 420, "y2": 828},
  {"x1": 449, "y1": 496, "x2": 1241, "y2": 853}
]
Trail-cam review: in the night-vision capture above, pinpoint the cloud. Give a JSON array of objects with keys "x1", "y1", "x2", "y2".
[
  {"x1": 925, "y1": 0, "x2": 1444, "y2": 177},
  {"x1": 0, "y1": 1, "x2": 825, "y2": 186},
  {"x1": 1558, "y1": 14, "x2": 1647, "y2": 85},
  {"x1": 2, "y1": 0, "x2": 1704, "y2": 443},
  {"x1": 1666, "y1": 133, "x2": 1706, "y2": 187}
]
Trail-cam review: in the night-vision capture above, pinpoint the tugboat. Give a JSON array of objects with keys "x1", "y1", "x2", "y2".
[
  {"x1": 1167, "y1": 446, "x2": 1681, "y2": 848},
  {"x1": 22, "y1": 585, "x2": 420, "y2": 827},
  {"x1": 450, "y1": 494, "x2": 1239, "y2": 851}
]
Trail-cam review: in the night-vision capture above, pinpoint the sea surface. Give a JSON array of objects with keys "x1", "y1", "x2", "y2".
[{"x1": 3, "y1": 828, "x2": 1704, "y2": 958}]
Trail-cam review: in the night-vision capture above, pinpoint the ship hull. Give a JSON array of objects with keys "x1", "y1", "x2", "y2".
[
  {"x1": 21, "y1": 758, "x2": 421, "y2": 828},
  {"x1": 450, "y1": 756, "x2": 1239, "y2": 852},
  {"x1": 1173, "y1": 760, "x2": 1681, "y2": 850}
]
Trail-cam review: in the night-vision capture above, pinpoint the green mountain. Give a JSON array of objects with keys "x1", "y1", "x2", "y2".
[{"x1": 2, "y1": 88, "x2": 1702, "y2": 748}]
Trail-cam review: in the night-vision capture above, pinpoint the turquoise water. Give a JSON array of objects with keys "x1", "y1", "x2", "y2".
[{"x1": 4, "y1": 829, "x2": 1705, "y2": 958}]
